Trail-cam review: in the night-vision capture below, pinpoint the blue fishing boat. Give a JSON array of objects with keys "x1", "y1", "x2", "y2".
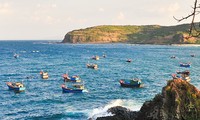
[
  {"x1": 61, "y1": 84, "x2": 85, "y2": 93},
  {"x1": 119, "y1": 78, "x2": 143, "y2": 88},
  {"x1": 6, "y1": 82, "x2": 25, "y2": 92},
  {"x1": 180, "y1": 63, "x2": 191, "y2": 68},
  {"x1": 62, "y1": 74, "x2": 81, "y2": 82}
]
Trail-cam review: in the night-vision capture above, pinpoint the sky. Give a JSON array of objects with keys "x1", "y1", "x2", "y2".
[{"x1": 0, "y1": 0, "x2": 195, "y2": 40}]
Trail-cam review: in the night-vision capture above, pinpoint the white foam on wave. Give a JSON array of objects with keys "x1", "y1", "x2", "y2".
[
  {"x1": 88, "y1": 99, "x2": 142, "y2": 120},
  {"x1": 82, "y1": 89, "x2": 89, "y2": 93},
  {"x1": 32, "y1": 50, "x2": 40, "y2": 53}
]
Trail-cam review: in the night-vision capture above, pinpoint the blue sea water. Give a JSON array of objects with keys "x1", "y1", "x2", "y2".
[{"x1": 0, "y1": 41, "x2": 200, "y2": 120}]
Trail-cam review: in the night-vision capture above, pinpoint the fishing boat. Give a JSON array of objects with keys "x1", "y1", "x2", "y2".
[
  {"x1": 172, "y1": 70, "x2": 191, "y2": 82},
  {"x1": 191, "y1": 54, "x2": 195, "y2": 57},
  {"x1": 171, "y1": 56, "x2": 176, "y2": 59},
  {"x1": 62, "y1": 74, "x2": 81, "y2": 82},
  {"x1": 180, "y1": 63, "x2": 191, "y2": 68},
  {"x1": 119, "y1": 78, "x2": 143, "y2": 88},
  {"x1": 61, "y1": 84, "x2": 85, "y2": 93},
  {"x1": 87, "y1": 63, "x2": 98, "y2": 69},
  {"x1": 40, "y1": 71, "x2": 49, "y2": 79},
  {"x1": 6, "y1": 82, "x2": 25, "y2": 92},
  {"x1": 92, "y1": 55, "x2": 100, "y2": 60},
  {"x1": 13, "y1": 53, "x2": 19, "y2": 59},
  {"x1": 126, "y1": 59, "x2": 132, "y2": 62}
]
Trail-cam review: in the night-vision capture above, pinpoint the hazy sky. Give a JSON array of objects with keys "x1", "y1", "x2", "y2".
[{"x1": 0, "y1": 0, "x2": 195, "y2": 40}]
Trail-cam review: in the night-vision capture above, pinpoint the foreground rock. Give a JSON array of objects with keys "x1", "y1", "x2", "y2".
[
  {"x1": 96, "y1": 106, "x2": 138, "y2": 120},
  {"x1": 96, "y1": 79, "x2": 200, "y2": 120}
]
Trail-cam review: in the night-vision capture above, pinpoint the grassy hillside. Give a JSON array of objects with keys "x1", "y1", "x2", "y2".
[{"x1": 62, "y1": 24, "x2": 200, "y2": 44}]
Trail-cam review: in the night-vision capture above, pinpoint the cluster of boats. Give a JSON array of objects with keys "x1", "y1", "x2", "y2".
[
  {"x1": 61, "y1": 73, "x2": 88, "y2": 93},
  {"x1": 171, "y1": 54, "x2": 196, "y2": 59},
  {"x1": 7, "y1": 52, "x2": 194, "y2": 93},
  {"x1": 170, "y1": 54, "x2": 193, "y2": 82},
  {"x1": 172, "y1": 70, "x2": 191, "y2": 82}
]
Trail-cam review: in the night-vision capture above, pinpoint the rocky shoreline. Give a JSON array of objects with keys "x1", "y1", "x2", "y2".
[{"x1": 93, "y1": 79, "x2": 200, "y2": 120}]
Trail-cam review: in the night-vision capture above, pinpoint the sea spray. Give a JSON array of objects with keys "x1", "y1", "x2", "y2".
[{"x1": 88, "y1": 99, "x2": 142, "y2": 120}]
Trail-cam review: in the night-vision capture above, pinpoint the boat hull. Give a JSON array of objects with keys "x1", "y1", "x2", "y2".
[
  {"x1": 180, "y1": 64, "x2": 191, "y2": 68},
  {"x1": 119, "y1": 80, "x2": 143, "y2": 88},
  {"x1": 41, "y1": 75, "x2": 49, "y2": 79},
  {"x1": 87, "y1": 64, "x2": 98, "y2": 69},
  {"x1": 63, "y1": 78, "x2": 81, "y2": 82},
  {"x1": 62, "y1": 87, "x2": 83, "y2": 93}
]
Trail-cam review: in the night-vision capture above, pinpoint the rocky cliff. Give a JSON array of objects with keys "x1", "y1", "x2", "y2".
[
  {"x1": 62, "y1": 24, "x2": 199, "y2": 44},
  {"x1": 96, "y1": 79, "x2": 200, "y2": 120}
]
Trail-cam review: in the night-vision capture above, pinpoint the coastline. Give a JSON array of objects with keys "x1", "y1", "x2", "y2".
[{"x1": 171, "y1": 44, "x2": 200, "y2": 46}]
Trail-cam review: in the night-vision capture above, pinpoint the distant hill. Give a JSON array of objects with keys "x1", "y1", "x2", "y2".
[{"x1": 62, "y1": 24, "x2": 200, "y2": 44}]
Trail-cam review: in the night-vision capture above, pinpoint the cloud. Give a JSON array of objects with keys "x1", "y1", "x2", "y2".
[
  {"x1": 0, "y1": 2, "x2": 13, "y2": 15},
  {"x1": 98, "y1": 8, "x2": 105, "y2": 12},
  {"x1": 146, "y1": 2, "x2": 181, "y2": 19},
  {"x1": 110, "y1": 12, "x2": 127, "y2": 25},
  {"x1": 155, "y1": 2, "x2": 180, "y2": 14},
  {"x1": 117, "y1": 12, "x2": 125, "y2": 20},
  {"x1": 30, "y1": 3, "x2": 60, "y2": 24},
  {"x1": 168, "y1": 3, "x2": 180, "y2": 13},
  {"x1": 51, "y1": 4, "x2": 57, "y2": 8},
  {"x1": 36, "y1": 4, "x2": 41, "y2": 8},
  {"x1": 78, "y1": 18, "x2": 87, "y2": 24}
]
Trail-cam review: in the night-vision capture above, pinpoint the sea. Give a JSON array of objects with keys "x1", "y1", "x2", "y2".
[{"x1": 0, "y1": 41, "x2": 200, "y2": 120}]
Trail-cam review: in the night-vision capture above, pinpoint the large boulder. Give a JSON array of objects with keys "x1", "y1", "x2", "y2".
[{"x1": 96, "y1": 79, "x2": 200, "y2": 120}]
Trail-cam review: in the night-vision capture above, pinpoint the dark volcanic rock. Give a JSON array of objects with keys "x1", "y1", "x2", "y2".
[
  {"x1": 96, "y1": 79, "x2": 200, "y2": 120},
  {"x1": 96, "y1": 106, "x2": 138, "y2": 120}
]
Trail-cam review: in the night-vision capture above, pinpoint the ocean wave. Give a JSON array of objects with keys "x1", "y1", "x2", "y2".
[{"x1": 88, "y1": 99, "x2": 142, "y2": 120}]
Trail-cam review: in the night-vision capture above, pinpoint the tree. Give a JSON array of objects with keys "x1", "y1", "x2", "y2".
[{"x1": 174, "y1": 0, "x2": 200, "y2": 37}]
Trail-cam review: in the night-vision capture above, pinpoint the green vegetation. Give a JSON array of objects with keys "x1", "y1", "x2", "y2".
[
  {"x1": 62, "y1": 24, "x2": 200, "y2": 44},
  {"x1": 164, "y1": 80, "x2": 200, "y2": 119}
]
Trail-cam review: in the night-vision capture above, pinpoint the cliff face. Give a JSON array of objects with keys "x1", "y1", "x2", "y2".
[
  {"x1": 62, "y1": 24, "x2": 199, "y2": 44},
  {"x1": 96, "y1": 79, "x2": 200, "y2": 120}
]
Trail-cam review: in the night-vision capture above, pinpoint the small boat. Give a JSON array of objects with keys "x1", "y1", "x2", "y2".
[
  {"x1": 119, "y1": 78, "x2": 143, "y2": 88},
  {"x1": 6, "y1": 82, "x2": 25, "y2": 92},
  {"x1": 92, "y1": 56, "x2": 100, "y2": 60},
  {"x1": 191, "y1": 54, "x2": 195, "y2": 57},
  {"x1": 103, "y1": 54, "x2": 106, "y2": 58},
  {"x1": 62, "y1": 74, "x2": 81, "y2": 82},
  {"x1": 172, "y1": 70, "x2": 191, "y2": 82},
  {"x1": 180, "y1": 63, "x2": 191, "y2": 68},
  {"x1": 171, "y1": 56, "x2": 176, "y2": 59},
  {"x1": 40, "y1": 71, "x2": 49, "y2": 79},
  {"x1": 61, "y1": 84, "x2": 85, "y2": 93},
  {"x1": 14, "y1": 53, "x2": 19, "y2": 59},
  {"x1": 126, "y1": 59, "x2": 132, "y2": 62},
  {"x1": 87, "y1": 64, "x2": 98, "y2": 69}
]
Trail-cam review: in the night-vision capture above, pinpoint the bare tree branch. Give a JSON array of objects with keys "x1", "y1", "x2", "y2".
[{"x1": 174, "y1": 0, "x2": 200, "y2": 37}]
